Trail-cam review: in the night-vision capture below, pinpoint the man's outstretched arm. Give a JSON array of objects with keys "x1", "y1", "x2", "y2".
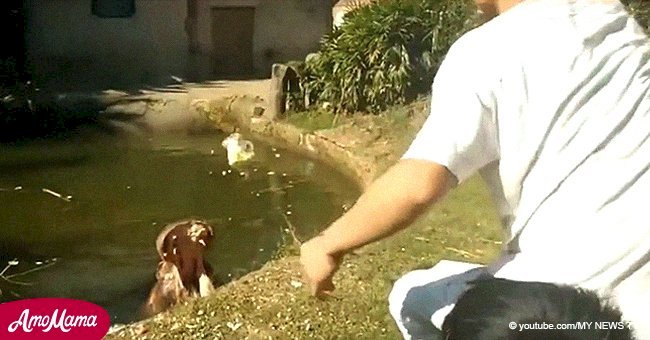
[{"x1": 300, "y1": 159, "x2": 456, "y2": 296}]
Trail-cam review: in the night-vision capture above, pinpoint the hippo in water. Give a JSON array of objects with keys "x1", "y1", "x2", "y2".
[{"x1": 142, "y1": 219, "x2": 217, "y2": 316}]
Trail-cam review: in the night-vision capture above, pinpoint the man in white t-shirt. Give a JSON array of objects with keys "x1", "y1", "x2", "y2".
[{"x1": 300, "y1": 0, "x2": 650, "y2": 338}]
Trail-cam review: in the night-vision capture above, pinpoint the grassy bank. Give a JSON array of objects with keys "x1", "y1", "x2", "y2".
[{"x1": 107, "y1": 99, "x2": 503, "y2": 339}]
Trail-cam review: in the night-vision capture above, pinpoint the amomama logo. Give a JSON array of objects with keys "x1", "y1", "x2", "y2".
[{"x1": 0, "y1": 298, "x2": 110, "y2": 339}]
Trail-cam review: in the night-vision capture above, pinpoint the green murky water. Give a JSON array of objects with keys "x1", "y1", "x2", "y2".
[{"x1": 0, "y1": 130, "x2": 360, "y2": 324}]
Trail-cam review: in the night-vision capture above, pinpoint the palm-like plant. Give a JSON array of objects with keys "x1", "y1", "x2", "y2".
[{"x1": 297, "y1": 0, "x2": 475, "y2": 114}]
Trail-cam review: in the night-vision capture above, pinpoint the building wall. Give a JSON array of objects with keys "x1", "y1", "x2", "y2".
[
  {"x1": 25, "y1": 0, "x2": 333, "y2": 90},
  {"x1": 254, "y1": 0, "x2": 332, "y2": 73},
  {"x1": 190, "y1": 0, "x2": 332, "y2": 77},
  {"x1": 26, "y1": 0, "x2": 189, "y2": 90}
]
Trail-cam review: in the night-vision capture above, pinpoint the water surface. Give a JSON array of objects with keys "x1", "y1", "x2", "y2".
[{"x1": 0, "y1": 130, "x2": 360, "y2": 323}]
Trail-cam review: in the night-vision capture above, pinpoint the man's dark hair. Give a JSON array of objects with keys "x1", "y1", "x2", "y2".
[{"x1": 442, "y1": 278, "x2": 634, "y2": 340}]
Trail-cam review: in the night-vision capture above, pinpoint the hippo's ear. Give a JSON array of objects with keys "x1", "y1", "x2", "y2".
[
  {"x1": 156, "y1": 221, "x2": 184, "y2": 259},
  {"x1": 160, "y1": 236, "x2": 171, "y2": 260},
  {"x1": 243, "y1": 141, "x2": 254, "y2": 152}
]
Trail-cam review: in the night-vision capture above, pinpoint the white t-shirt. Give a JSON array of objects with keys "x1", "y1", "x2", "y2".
[{"x1": 403, "y1": 0, "x2": 650, "y2": 336}]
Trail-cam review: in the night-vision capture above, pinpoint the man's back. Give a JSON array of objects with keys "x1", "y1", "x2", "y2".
[
  {"x1": 403, "y1": 0, "x2": 649, "y2": 336},
  {"x1": 485, "y1": 0, "x2": 649, "y2": 336}
]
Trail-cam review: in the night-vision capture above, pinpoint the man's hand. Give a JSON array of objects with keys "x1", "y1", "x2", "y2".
[
  {"x1": 299, "y1": 235, "x2": 342, "y2": 297},
  {"x1": 298, "y1": 160, "x2": 454, "y2": 297}
]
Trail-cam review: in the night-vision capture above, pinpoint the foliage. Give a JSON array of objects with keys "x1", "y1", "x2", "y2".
[
  {"x1": 624, "y1": 0, "x2": 650, "y2": 30},
  {"x1": 293, "y1": 0, "x2": 476, "y2": 114}
]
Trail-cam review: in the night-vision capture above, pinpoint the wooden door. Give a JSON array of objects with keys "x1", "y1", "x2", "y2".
[{"x1": 210, "y1": 7, "x2": 255, "y2": 77}]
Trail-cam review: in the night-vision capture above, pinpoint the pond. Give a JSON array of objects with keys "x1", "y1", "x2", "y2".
[{"x1": 0, "y1": 129, "x2": 360, "y2": 324}]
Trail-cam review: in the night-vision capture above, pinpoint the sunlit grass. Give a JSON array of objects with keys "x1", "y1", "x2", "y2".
[{"x1": 285, "y1": 108, "x2": 342, "y2": 132}]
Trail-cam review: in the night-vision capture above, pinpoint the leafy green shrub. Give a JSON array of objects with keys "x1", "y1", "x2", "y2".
[{"x1": 296, "y1": 0, "x2": 476, "y2": 114}]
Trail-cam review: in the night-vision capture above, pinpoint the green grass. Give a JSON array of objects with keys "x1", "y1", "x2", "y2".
[{"x1": 285, "y1": 108, "x2": 342, "y2": 132}]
